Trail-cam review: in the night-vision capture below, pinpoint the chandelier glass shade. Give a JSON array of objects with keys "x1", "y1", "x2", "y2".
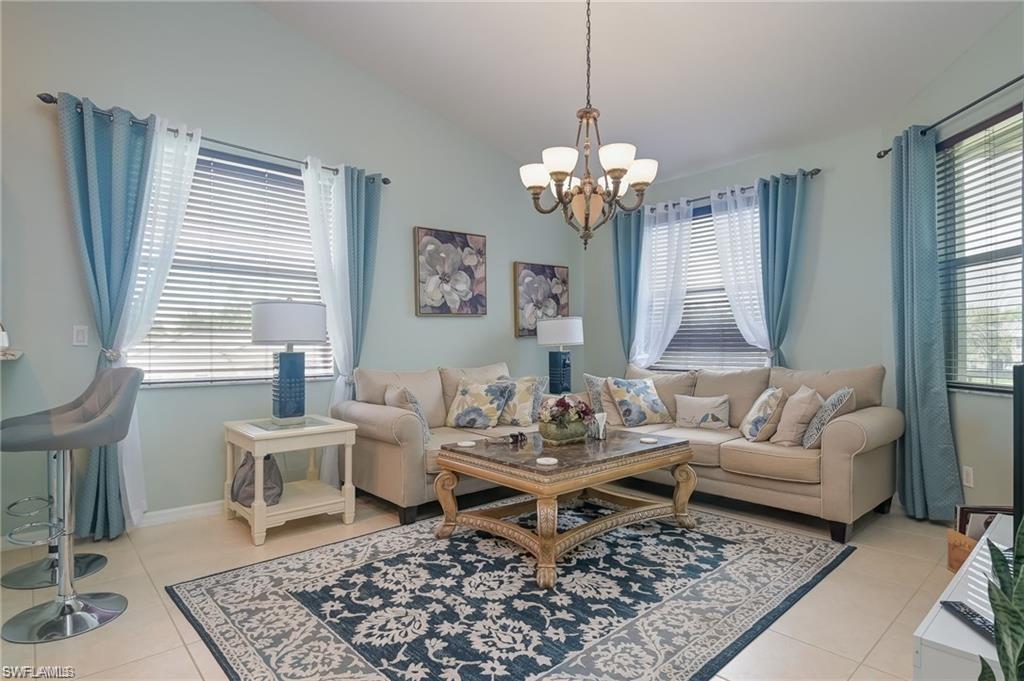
[{"x1": 519, "y1": 0, "x2": 658, "y2": 248}]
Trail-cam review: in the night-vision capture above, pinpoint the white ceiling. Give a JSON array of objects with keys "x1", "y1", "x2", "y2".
[{"x1": 266, "y1": 1, "x2": 1016, "y2": 180}]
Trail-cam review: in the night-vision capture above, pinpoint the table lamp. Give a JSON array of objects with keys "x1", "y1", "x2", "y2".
[
  {"x1": 537, "y1": 316, "x2": 584, "y2": 394},
  {"x1": 251, "y1": 300, "x2": 327, "y2": 424}
]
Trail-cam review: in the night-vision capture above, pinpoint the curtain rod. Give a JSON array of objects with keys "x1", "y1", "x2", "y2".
[
  {"x1": 655, "y1": 168, "x2": 821, "y2": 208},
  {"x1": 875, "y1": 74, "x2": 1024, "y2": 159},
  {"x1": 36, "y1": 93, "x2": 391, "y2": 184}
]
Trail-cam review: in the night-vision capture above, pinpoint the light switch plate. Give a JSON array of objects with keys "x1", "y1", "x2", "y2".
[
  {"x1": 72, "y1": 325, "x2": 89, "y2": 346},
  {"x1": 962, "y1": 465, "x2": 975, "y2": 488}
]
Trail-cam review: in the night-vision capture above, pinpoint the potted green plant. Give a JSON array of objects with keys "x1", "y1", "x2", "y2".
[
  {"x1": 980, "y1": 519, "x2": 1024, "y2": 680},
  {"x1": 537, "y1": 395, "x2": 594, "y2": 446}
]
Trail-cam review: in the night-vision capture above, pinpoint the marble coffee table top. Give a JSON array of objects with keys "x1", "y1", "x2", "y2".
[{"x1": 440, "y1": 430, "x2": 689, "y2": 476}]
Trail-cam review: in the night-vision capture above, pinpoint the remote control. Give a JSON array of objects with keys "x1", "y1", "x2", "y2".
[{"x1": 941, "y1": 600, "x2": 995, "y2": 641}]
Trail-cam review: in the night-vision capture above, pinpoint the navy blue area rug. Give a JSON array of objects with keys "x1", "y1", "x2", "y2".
[{"x1": 167, "y1": 499, "x2": 852, "y2": 680}]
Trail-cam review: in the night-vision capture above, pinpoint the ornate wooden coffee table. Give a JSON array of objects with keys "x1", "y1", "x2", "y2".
[{"x1": 434, "y1": 430, "x2": 696, "y2": 588}]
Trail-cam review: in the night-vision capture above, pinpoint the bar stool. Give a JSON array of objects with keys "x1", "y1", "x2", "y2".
[
  {"x1": 1, "y1": 367, "x2": 143, "y2": 643},
  {"x1": 2, "y1": 450, "x2": 107, "y2": 589}
]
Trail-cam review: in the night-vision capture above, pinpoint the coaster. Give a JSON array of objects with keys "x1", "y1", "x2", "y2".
[
  {"x1": 456, "y1": 441, "x2": 477, "y2": 447},
  {"x1": 536, "y1": 457, "x2": 559, "y2": 466},
  {"x1": 639, "y1": 437, "x2": 659, "y2": 444}
]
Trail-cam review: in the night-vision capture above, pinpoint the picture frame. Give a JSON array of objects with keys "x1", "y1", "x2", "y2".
[
  {"x1": 413, "y1": 226, "x2": 487, "y2": 316},
  {"x1": 513, "y1": 261, "x2": 569, "y2": 338}
]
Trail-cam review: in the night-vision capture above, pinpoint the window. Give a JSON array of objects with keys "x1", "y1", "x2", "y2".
[
  {"x1": 653, "y1": 205, "x2": 769, "y2": 371},
  {"x1": 127, "y1": 149, "x2": 334, "y2": 384},
  {"x1": 937, "y1": 106, "x2": 1023, "y2": 391}
]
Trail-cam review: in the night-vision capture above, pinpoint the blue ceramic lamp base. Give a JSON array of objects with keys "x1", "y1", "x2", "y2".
[
  {"x1": 272, "y1": 351, "x2": 306, "y2": 424},
  {"x1": 548, "y1": 350, "x2": 571, "y2": 394}
]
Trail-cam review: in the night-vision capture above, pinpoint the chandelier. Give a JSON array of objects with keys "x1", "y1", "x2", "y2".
[{"x1": 519, "y1": 0, "x2": 658, "y2": 249}]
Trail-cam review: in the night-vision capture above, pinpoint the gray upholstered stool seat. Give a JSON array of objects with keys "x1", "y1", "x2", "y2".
[{"x1": 2, "y1": 368, "x2": 142, "y2": 644}]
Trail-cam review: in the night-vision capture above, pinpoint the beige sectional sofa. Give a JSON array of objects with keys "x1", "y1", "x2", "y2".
[{"x1": 332, "y1": 362, "x2": 904, "y2": 541}]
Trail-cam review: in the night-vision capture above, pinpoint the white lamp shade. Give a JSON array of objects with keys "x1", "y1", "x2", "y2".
[
  {"x1": 251, "y1": 300, "x2": 327, "y2": 345},
  {"x1": 542, "y1": 146, "x2": 579, "y2": 175},
  {"x1": 597, "y1": 175, "x2": 628, "y2": 198},
  {"x1": 625, "y1": 158, "x2": 658, "y2": 185},
  {"x1": 550, "y1": 176, "x2": 581, "y2": 196},
  {"x1": 519, "y1": 163, "x2": 550, "y2": 189},
  {"x1": 598, "y1": 143, "x2": 636, "y2": 172},
  {"x1": 537, "y1": 316, "x2": 584, "y2": 347}
]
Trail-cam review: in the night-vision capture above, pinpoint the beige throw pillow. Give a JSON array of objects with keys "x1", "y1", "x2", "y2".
[
  {"x1": 770, "y1": 385, "x2": 824, "y2": 446},
  {"x1": 675, "y1": 395, "x2": 730, "y2": 430}
]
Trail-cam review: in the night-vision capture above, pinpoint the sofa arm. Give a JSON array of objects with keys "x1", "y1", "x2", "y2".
[
  {"x1": 822, "y1": 406, "x2": 905, "y2": 457},
  {"x1": 332, "y1": 401, "x2": 425, "y2": 446},
  {"x1": 821, "y1": 406, "x2": 904, "y2": 525}
]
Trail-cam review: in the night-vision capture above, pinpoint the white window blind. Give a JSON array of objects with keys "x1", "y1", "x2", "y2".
[
  {"x1": 937, "y1": 106, "x2": 1023, "y2": 391},
  {"x1": 127, "y1": 149, "x2": 334, "y2": 384},
  {"x1": 654, "y1": 207, "x2": 769, "y2": 370}
]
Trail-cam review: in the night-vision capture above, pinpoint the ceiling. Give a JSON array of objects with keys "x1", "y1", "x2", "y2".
[{"x1": 265, "y1": 1, "x2": 1016, "y2": 180}]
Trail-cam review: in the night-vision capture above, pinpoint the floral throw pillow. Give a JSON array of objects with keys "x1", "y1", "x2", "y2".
[
  {"x1": 605, "y1": 377, "x2": 671, "y2": 427},
  {"x1": 802, "y1": 387, "x2": 856, "y2": 449},
  {"x1": 495, "y1": 375, "x2": 549, "y2": 426},
  {"x1": 675, "y1": 395, "x2": 730, "y2": 430},
  {"x1": 384, "y1": 384, "x2": 431, "y2": 446},
  {"x1": 445, "y1": 380, "x2": 515, "y2": 429},
  {"x1": 739, "y1": 387, "x2": 788, "y2": 442}
]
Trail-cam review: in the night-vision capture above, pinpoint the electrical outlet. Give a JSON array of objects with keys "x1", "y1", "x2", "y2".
[
  {"x1": 962, "y1": 465, "x2": 975, "y2": 488},
  {"x1": 72, "y1": 325, "x2": 89, "y2": 347}
]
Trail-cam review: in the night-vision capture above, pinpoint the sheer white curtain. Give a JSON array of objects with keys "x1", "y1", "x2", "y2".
[
  {"x1": 114, "y1": 118, "x2": 200, "y2": 526},
  {"x1": 629, "y1": 201, "x2": 693, "y2": 368},
  {"x1": 302, "y1": 157, "x2": 352, "y2": 487},
  {"x1": 710, "y1": 185, "x2": 770, "y2": 352}
]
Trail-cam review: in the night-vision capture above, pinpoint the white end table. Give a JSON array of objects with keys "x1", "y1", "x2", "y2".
[{"x1": 223, "y1": 415, "x2": 357, "y2": 545}]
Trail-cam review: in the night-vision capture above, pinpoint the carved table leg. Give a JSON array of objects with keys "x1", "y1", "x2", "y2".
[
  {"x1": 672, "y1": 463, "x2": 698, "y2": 529},
  {"x1": 434, "y1": 470, "x2": 459, "y2": 539},
  {"x1": 535, "y1": 496, "x2": 558, "y2": 589}
]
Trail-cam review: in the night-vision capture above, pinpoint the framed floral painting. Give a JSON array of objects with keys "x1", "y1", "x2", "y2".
[
  {"x1": 513, "y1": 262, "x2": 569, "y2": 337},
  {"x1": 414, "y1": 226, "x2": 487, "y2": 316}
]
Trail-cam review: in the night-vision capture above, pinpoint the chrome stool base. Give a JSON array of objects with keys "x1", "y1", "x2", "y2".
[
  {"x1": 2, "y1": 593, "x2": 127, "y2": 643},
  {"x1": 1, "y1": 554, "x2": 108, "y2": 590}
]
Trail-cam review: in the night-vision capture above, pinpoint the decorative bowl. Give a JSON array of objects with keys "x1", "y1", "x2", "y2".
[{"x1": 538, "y1": 420, "x2": 587, "y2": 446}]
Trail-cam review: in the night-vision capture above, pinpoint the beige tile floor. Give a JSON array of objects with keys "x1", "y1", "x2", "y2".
[{"x1": 0, "y1": 493, "x2": 951, "y2": 680}]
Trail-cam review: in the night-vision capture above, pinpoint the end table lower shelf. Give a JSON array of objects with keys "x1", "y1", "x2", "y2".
[{"x1": 223, "y1": 415, "x2": 357, "y2": 545}]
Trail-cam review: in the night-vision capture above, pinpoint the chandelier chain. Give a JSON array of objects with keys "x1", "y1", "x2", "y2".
[{"x1": 585, "y1": 0, "x2": 591, "y2": 108}]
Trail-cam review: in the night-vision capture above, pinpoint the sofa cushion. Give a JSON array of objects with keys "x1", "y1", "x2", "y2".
[
  {"x1": 625, "y1": 365, "x2": 698, "y2": 420},
  {"x1": 497, "y1": 376, "x2": 547, "y2": 426},
  {"x1": 803, "y1": 387, "x2": 857, "y2": 449},
  {"x1": 694, "y1": 368, "x2": 770, "y2": 428},
  {"x1": 354, "y1": 368, "x2": 446, "y2": 428},
  {"x1": 606, "y1": 377, "x2": 672, "y2": 427},
  {"x1": 770, "y1": 365, "x2": 885, "y2": 409},
  {"x1": 582, "y1": 374, "x2": 625, "y2": 426},
  {"x1": 464, "y1": 423, "x2": 540, "y2": 439},
  {"x1": 424, "y1": 427, "x2": 488, "y2": 475},
  {"x1": 440, "y1": 363, "x2": 510, "y2": 412},
  {"x1": 609, "y1": 423, "x2": 674, "y2": 435},
  {"x1": 739, "y1": 387, "x2": 787, "y2": 442},
  {"x1": 720, "y1": 439, "x2": 821, "y2": 483},
  {"x1": 654, "y1": 426, "x2": 743, "y2": 467},
  {"x1": 383, "y1": 385, "x2": 431, "y2": 446},
  {"x1": 771, "y1": 385, "x2": 824, "y2": 446},
  {"x1": 445, "y1": 380, "x2": 514, "y2": 428},
  {"x1": 675, "y1": 394, "x2": 730, "y2": 429}
]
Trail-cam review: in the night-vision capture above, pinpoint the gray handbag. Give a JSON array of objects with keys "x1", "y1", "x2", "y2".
[{"x1": 231, "y1": 452, "x2": 284, "y2": 507}]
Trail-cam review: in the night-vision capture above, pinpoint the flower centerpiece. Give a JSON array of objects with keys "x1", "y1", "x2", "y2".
[{"x1": 537, "y1": 395, "x2": 595, "y2": 446}]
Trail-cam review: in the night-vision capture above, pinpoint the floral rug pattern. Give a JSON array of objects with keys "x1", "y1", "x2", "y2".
[{"x1": 168, "y1": 500, "x2": 852, "y2": 680}]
